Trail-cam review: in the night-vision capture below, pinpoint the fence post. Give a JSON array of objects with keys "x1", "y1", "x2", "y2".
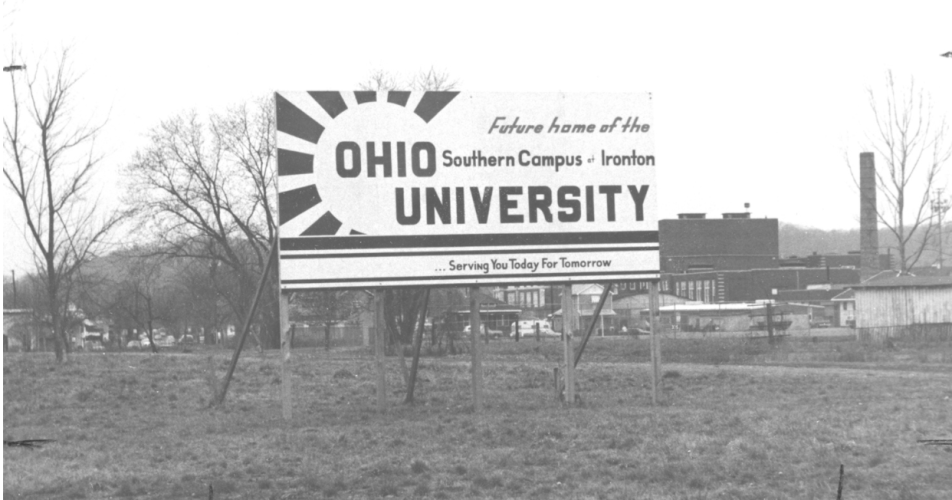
[
  {"x1": 280, "y1": 292, "x2": 292, "y2": 421},
  {"x1": 470, "y1": 287, "x2": 483, "y2": 412},
  {"x1": 561, "y1": 284, "x2": 576, "y2": 405},
  {"x1": 648, "y1": 281, "x2": 662, "y2": 405}
]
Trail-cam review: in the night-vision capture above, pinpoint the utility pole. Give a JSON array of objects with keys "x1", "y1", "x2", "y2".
[{"x1": 932, "y1": 189, "x2": 949, "y2": 269}]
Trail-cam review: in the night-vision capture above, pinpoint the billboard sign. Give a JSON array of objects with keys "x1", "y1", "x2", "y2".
[{"x1": 276, "y1": 91, "x2": 658, "y2": 289}]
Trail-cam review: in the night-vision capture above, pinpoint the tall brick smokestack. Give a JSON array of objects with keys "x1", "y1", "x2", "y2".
[{"x1": 859, "y1": 152, "x2": 879, "y2": 281}]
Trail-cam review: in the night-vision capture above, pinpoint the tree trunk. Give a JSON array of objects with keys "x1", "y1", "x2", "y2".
[
  {"x1": 397, "y1": 340, "x2": 409, "y2": 386},
  {"x1": 48, "y1": 285, "x2": 65, "y2": 363},
  {"x1": 204, "y1": 324, "x2": 216, "y2": 345},
  {"x1": 147, "y1": 320, "x2": 159, "y2": 354},
  {"x1": 146, "y1": 296, "x2": 159, "y2": 353},
  {"x1": 324, "y1": 323, "x2": 331, "y2": 351}
]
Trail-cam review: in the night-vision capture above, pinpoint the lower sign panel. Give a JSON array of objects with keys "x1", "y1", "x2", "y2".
[{"x1": 280, "y1": 246, "x2": 659, "y2": 289}]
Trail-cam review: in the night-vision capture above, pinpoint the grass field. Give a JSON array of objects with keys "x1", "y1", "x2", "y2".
[{"x1": 4, "y1": 337, "x2": 952, "y2": 499}]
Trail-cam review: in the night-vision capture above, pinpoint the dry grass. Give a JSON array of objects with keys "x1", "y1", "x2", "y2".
[{"x1": 4, "y1": 337, "x2": 952, "y2": 499}]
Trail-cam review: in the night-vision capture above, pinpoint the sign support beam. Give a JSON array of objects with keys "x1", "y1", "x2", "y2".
[
  {"x1": 574, "y1": 283, "x2": 613, "y2": 368},
  {"x1": 375, "y1": 289, "x2": 387, "y2": 412},
  {"x1": 279, "y1": 292, "x2": 292, "y2": 421},
  {"x1": 216, "y1": 238, "x2": 278, "y2": 407},
  {"x1": 562, "y1": 284, "x2": 576, "y2": 405}
]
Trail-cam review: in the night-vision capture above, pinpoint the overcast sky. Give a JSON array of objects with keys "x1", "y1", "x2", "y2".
[{"x1": 3, "y1": 1, "x2": 951, "y2": 276}]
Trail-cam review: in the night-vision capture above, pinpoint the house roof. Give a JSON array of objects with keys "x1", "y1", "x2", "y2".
[
  {"x1": 571, "y1": 284, "x2": 612, "y2": 296},
  {"x1": 658, "y1": 302, "x2": 762, "y2": 313},
  {"x1": 749, "y1": 303, "x2": 824, "y2": 316},
  {"x1": 2, "y1": 309, "x2": 33, "y2": 315},
  {"x1": 613, "y1": 294, "x2": 701, "y2": 310},
  {"x1": 853, "y1": 276, "x2": 952, "y2": 289},
  {"x1": 552, "y1": 308, "x2": 616, "y2": 317},
  {"x1": 657, "y1": 301, "x2": 820, "y2": 315},
  {"x1": 831, "y1": 289, "x2": 855, "y2": 301},
  {"x1": 776, "y1": 289, "x2": 840, "y2": 301}
]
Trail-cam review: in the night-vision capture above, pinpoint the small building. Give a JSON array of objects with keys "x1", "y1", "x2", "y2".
[
  {"x1": 491, "y1": 285, "x2": 553, "y2": 320},
  {"x1": 3, "y1": 309, "x2": 36, "y2": 351},
  {"x1": 776, "y1": 286, "x2": 845, "y2": 325},
  {"x1": 613, "y1": 293, "x2": 701, "y2": 332},
  {"x1": 852, "y1": 275, "x2": 952, "y2": 342},
  {"x1": 654, "y1": 301, "x2": 820, "y2": 334},
  {"x1": 831, "y1": 289, "x2": 855, "y2": 327}
]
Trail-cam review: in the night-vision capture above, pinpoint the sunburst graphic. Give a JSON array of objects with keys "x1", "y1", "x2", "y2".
[{"x1": 275, "y1": 90, "x2": 458, "y2": 236}]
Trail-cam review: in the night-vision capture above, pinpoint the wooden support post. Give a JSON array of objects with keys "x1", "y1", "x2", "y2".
[
  {"x1": 469, "y1": 287, "x2": 483, "y2": 412},
  {"x1": 561, "y1": 284, "x2": 576, "y2": 405},
  {"x1": 575, "y1": 283, "x2": 612, "y2": 368},
  {"x1": 563, "y1": 331, "x2": 575, "y2": 405},
  {"x1": 279, "y1": 292, "x2": 292, "y2": 421},
  {"x1": 375, "y1": 289, "x2": 386, "y2": 412},
  {"x1": 216, "y1": 238, "x2": 278, "y2": 407},
  {"x1": 648, "y1": 281, "x2": 662, "y2": 405}
]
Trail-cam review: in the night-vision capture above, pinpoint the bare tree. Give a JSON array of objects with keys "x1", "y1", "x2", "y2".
[
  {"x1": 107, "y1": 252, "x2": 185, "y2": 353},
  {"x1": 850, "y1": 71, "x2": 952, "y2": 272},
  {"x1": 3, "y1": 51, "x2": 125, "y2": 362},
  {"x1": 359, "y1": 67, "x2": 457, "y2": 93},
  {"x1": 177, "y1": 258, "x2": 230, "y2": 345},
  {"x1": 410, "y1": 67, "x2": 457, "y2": 92},
  {"x1": 125, "y1": 97, "x2": 279, "y2": 347},
  {"x1": 359, "y1": 70, "x2": 399, "y2": 92}
]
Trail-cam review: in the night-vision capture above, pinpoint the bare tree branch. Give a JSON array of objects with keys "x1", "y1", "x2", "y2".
[
  {"x1": 849, "y1": 70, "x2": 952, "y2": 272},
  {"x1": 3, "y1": 50, "x2": 125, "y2": 362}
]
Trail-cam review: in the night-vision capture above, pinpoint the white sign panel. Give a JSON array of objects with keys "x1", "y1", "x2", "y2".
[{"x1": 276, "y1": 91, "x2": 659, "y2": 289}]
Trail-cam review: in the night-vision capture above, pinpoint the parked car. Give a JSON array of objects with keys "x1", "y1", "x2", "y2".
[
  {"x1": 512, "y1": 320, "x2": 558, "y2": 338},
  {"x1": 463, "y1": 324, "x2": 505, "y2": 339}
]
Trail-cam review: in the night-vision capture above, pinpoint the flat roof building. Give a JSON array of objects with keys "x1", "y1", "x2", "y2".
[{"x1": 659, "y1": 214, "x2": 779, "y2": 273}]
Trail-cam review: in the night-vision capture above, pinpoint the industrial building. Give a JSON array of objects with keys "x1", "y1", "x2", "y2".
[
  {"x1": 663, "y1": 267, "x2": 861, "y2": 304},
  {"x1": 659, "y1": 212, "x2": 779, "y2": 273},
  {"x1": 496, "y1": 155, "x2": 891, "y2": 324}
]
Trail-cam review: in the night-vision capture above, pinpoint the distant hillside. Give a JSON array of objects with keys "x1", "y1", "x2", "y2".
[
  {"x1": 778, "y1": 224, "x2": 860, "y2": 257},
  {"x1": 779, "y1": 222, "x2": 946, "y2": 268}
]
